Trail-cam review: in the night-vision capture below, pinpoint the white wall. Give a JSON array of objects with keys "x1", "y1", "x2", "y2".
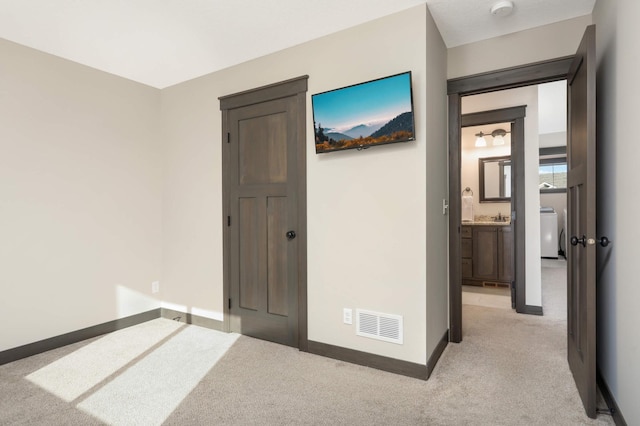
[
  {"x1": 424, "y1": 6, "x2": 449, "y2": 361},
  {"x1": 0, "y1": 3, "x2": 448, "y2": 368},
  {"x1": 161, "y1": 5, "x2": 448, "y2": 364},
  {"x1": 539, "y1": 132, "x2": 566, "y2": 148},
  {"x1": 0, "y1": 39, "x2": 162, "y2": 351},
  {"x1": 462, "y1": 87, "x2": 542, "y2": 307},
  {"x1": 448, "y1": 15, "x2": 593, "y2": 79},
  {"x1": 593, "y1": 0, "x2": 640, "y2": 423}
]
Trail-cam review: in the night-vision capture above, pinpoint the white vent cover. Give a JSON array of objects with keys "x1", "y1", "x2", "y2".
[{"x1": 356, "y1": 309, "x2": 403, "y2": 345}]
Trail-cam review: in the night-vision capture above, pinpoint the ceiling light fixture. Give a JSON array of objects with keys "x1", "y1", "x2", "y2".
[{"x1": 490, "y1": 0, "x2": 514, "y2": 17}]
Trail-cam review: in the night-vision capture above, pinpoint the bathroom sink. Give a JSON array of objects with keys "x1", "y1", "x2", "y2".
[
  {"x1": 461, "y1": 215, "x2": 510, "y2": 225},
  {"x1": 493, "y1": 214, "x2": 509, "y2": 222}
]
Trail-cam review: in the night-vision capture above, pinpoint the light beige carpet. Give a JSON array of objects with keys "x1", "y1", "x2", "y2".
[{"x1": 0, "y1": 258, "x2": 614, "y2": 425}]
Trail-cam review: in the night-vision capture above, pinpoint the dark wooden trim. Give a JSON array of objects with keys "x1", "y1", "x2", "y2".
[
  {"x1": 458, "y1": 108, "x2": 526, "y2": 319},
  {"x1": 461, "y1": 106, "x2": 527, "y2": 126},
  {"x1": 540, "y1": 146, "x2": 567, "y2": 156},
  {"x1": 447, "y1": 57, "x2": 574, "y2": 96},
  {"x1": 0, "y1": 309, "x2": 161, "y2": 366},
  {"x1": 448, "y1": 92, "x2": 462, "y2": 343},
  {"x1": 540, "y1": 188, "x2": 567, "y2": 194},
  {"x1": 219, "y1": 75, "x2": 309, "y2": 110},
  {"x1": 456, "y1": 107, "x2": 527, "y2": 332},
  {"x1": 512, "y1": 117, "x2": 527, "y2": 314},
  {"x1": 295, "y1": 88, "x2": 309, "y2": 352},
  {"x1": 307, "y1": 340, "x2": 428, "y2": 380},
  {"x1": 160, "y1": 308, "x2": 225, "y2": 331},
  {"x1": 426, "y1": 329, "x2": 449, "y2": 379},
  {"x1": 221, "y1": 107, "x2": 231, "y2": 333},
  {"x1": 523, "y1": 305, "x2": 543, "y2": 316},
  {"x1": 449, "y1": 57, "x2": 574, "y2": 338},
  {"x1": 597, "y1": 369, "x2": 628, "y2": 426},
  {"x1": 220, "y1": 76, "x2": 308, "y2": 351},
  {"x1": 540, "y1": 157, "x2": 567, "y2": 165}
]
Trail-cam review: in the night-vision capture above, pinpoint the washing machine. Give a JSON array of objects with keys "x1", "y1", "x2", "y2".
[{"x1": 540, "y1": 207, "x2": 558, "y2": 258}]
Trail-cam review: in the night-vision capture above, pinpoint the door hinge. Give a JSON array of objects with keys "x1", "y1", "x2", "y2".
[
  {"x1": 227, "y1": 216, "x2": 231, "y2": 226},
  {"x1": 228, "y1": 298, "x2": 231, "y2": 309},
  {"x1": 227, "y1": 132, "x2": 230, "y2": 143}
]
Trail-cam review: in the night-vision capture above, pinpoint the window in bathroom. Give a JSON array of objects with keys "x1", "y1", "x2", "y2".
[{"x1": 538, "y1": 146, "x2": 566, "y2": 193}]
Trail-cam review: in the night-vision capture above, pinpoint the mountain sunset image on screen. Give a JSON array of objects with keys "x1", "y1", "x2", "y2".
[{"x1": 312, "y1": 72, "x2": 415, "y2": 153}]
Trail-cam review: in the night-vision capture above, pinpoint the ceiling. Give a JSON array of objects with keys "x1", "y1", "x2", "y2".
[
  {"x1": 427, "y1": 0, "x2": 595, "y2": 48},
  {"x1": 0, "y1": 0, "x2": 595, "y2": 88}
]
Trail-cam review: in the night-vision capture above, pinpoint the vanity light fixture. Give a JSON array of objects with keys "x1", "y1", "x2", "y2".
[
  {"x1": 474, "y1": 128, "x2": 510, "y2": 147},
  {"x1": 475, "y1": 132, "x2": 488, "y2": 147},
  {"x1": 491, "y1": 128, "x2": 508, "y2": 145}
]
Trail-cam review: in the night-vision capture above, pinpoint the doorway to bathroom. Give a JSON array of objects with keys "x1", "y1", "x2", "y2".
[
  {"x1": 458, "y1": 86, "x2": 569, "y2": 319},
  {"x1": 447, "y1": 56, "x2": 574, "y2": 343},
  {"x1": 459, "y1": 106, "x2": 525, "y2": 311}
]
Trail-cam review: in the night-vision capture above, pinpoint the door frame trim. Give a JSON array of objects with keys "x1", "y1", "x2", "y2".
[
  {"x1": 448, "y1": 57, "x2": 573, "y2": 342},
  {"x1": 220, "y1": 75, "x2": 309, "y2": 351},
  {"x1": 461, "y1": 106, "x2": 526, "y2": 314}
]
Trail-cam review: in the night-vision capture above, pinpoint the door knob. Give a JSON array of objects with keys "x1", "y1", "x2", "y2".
[
  {"x1": 599, "y1": 236, "x2": 611, "y2": 247},
  {"x1": 570, "y1": 235, "x2": 586, "y2": 247},
  {"x1": 286, "y1": 230, "x2": 296, "y2": 240}
]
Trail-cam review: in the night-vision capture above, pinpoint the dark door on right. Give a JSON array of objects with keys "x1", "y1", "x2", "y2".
[{"x1": 566, "y1": 24, "x2": 597, "y2": 419}]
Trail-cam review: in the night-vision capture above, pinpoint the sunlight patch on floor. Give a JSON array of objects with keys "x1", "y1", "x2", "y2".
[
  {"x1": 77, "y1": 324, "x2": 238, "y2": 426},
  {"x1": 25, "y1": 318, "x2": 239, "y2": 425},
  {"x1": 26, "y1": 319, "x2": 184, "y2": 401}
]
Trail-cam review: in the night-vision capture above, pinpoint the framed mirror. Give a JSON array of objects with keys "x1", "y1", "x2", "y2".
[{"x1": 479, "y1": 155, "x2": 511, "y2": 202}]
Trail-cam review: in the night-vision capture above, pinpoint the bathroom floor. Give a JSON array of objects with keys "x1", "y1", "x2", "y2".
[
  {"x1": 462, "y1": 258, "x2": 568, "y2": 313},
  {"x1": 462, "y1": 285, "x2": 511, "y2": 310}
]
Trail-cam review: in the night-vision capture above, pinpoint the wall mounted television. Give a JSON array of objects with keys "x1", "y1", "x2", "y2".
[{"x1": 312, "y1": 71, "x2": 415, "y2": 154}]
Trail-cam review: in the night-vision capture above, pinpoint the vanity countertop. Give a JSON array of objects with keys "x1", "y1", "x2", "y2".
[
  {"x1": 462, "y1": 215, "x2": 511, "y2": 226},
  {"x1": 462, "y1": 220, "x2": 511, "y2": 226}
]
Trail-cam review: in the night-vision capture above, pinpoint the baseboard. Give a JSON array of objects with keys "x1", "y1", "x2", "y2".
[
  {"x1": 160, "y1": 308, "x2": 225, "y2": 332},
  {"x1": 426, "y1": 329, "x2": 449, "y2": 379},
  {"x1": 307, "y1": 340, "x2": 428, "y2": 380},
  {"x1": 597, "y1": 368, "x2": 627, "y2": 426},
  {"x1": 0, "y1": 308, "x2": 161, "y2": 366},
  {"x1": 523, "y1": 305, "x2": 543, "y2": 316}
]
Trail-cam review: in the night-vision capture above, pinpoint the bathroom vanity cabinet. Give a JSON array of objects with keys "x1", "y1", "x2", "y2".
[{"x1": 461, "y1": 224, "x2": 513, "y2": 286}]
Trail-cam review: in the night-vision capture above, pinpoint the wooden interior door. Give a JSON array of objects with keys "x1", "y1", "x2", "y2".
[
  {"x1": 221, "y1": 77, "x2": 307, "y2": 349},
  {"x1": 566, "y1": 24, "x2": 597, "y2": 418}
]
